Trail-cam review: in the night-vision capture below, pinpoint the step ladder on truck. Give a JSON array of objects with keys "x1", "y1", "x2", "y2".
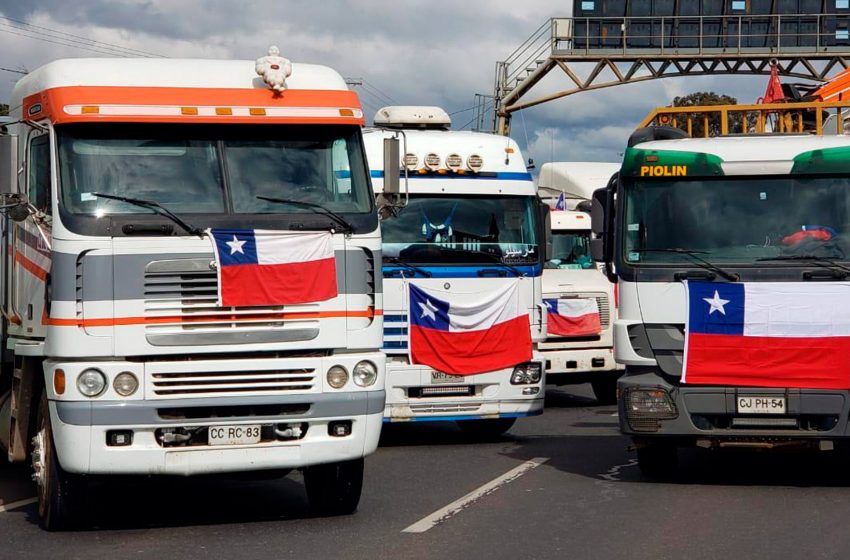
[
  {"x1": 592, "y1": 100, "x2": 850, "y2": 476},
  {"x1": 364, "y1": 106, "x2": 550, "y2": 438},
  {"x1": 0, "y1": 48, "x2": 393, "y2": 529},
  {"x1": 536, "y1": 162, "x2": 624, "y2": 405}
]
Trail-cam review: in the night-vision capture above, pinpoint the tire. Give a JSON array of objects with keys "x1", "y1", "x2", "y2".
[
  {"x1": 304, "y1": 458, "x2": 364, "y2": 516},
  {"x1": 456, "y1": 418, "x2": 516, "y2": 439},
  {"x1": 636, "y1": 442, "x2": 678, "y2": 479},
  {"x1": 591, "y1": 376, "x2": 619, "y2": 406},
  {"x1": 33, "y1": 392, "x2": 88, "y2": 531}
]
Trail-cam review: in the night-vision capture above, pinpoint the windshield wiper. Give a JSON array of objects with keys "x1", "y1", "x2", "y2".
[
  {"x1": 256, "y1": 196, "x2": 353, "y2": 233},
  {"x1": 756, "y1": 255, "x2": 850, "y2": 275},
  {"x1": 383, "y1": 256, "x2": 432, "y2": 277},
  {"x1": 91, "y1": 193, "x2": 204, "y2": 237},
  {"x1": 634, "y1": 248, "x2": 739, "y2": 282}
]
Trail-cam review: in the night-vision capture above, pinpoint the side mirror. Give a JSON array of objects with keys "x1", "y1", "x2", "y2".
[
  {"x1": 537, "y1": 200, "x2": 552, "y2": 261},
  {"x1": 591, "y1": 173, "x2": 617, "y2": 282},
  {"x1": 9, "y1": 203, "x2": 31, "y2": 223},
  {"x1": 0, "y1": 135, "x2": 18, "y2": 194},
  {"x1": 382, "y1": 137, "x2": 400, "y2": 195}
]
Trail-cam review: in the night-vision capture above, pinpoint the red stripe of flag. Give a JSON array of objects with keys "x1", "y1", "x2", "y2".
[
  {"x1": 548, "y1": 312, "x2": 601, "y2": 337},
  {"x1": 686, "y1": 332, "x2": 850, "y2": 389},
  {"x1": 220, "y1": 257, "x2": 337, "y2": 307},
  {"x1": 409, "y1": 315, "x2": 532, "y2": 376}
]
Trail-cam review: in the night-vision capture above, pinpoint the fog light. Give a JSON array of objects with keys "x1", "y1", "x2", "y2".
[
  {"x1": 107, "y1": 430, "x2": 133, "y2": 447},
  {"x1": 327, "y1": 366, "x2": 349, "y2": 389},
  {"x1": 77, "y1": 369, "x2": 106, "y2": 397},
  {"x1": 624, "y1": 388, "x2": 678, "y2": 433},
  {"x1": 511, "y1": 362, "x2": 542, "y2": 385},
  {"x1": 522, "y1": 387, "x2": 540, "y2": 395},
  {"x1": 328, "y1": 421, "x2": 352, "y2": 437},
  {"x1": 113, "y1": 372, "x2": 138, "y2": 397},
  {"x1": 352, "y1": 360, "x2": 378, "y2": 387}
]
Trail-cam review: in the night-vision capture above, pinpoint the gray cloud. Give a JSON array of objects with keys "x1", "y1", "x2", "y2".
[{"x1": 0, "y1": 1, "x2": 825, "y2": 170}]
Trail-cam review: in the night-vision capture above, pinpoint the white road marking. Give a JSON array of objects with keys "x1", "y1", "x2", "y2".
[
  {"x1": 598, "y1": 459, "x2": 638, "y2": 482},
  {"x1": 0, "y1": 497, "x2": 37, "y2": 513},
  {"x1": 402, "y1": 457, "x2": 549, "y2": 533}
]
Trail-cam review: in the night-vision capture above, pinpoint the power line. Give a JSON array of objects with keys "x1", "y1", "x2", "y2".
[
  {"x1": 0, "y1": 67, "x2": 26, "y2": 75},
  {"x1": 0, "y1": 15, "x2": 164, "y2": 58},
  {"x1": 361, "y1": 79, "x2": 398, "y2": 105},
  {"x1": 0, "y1": 25, "x2": 149, "y2": 58}
]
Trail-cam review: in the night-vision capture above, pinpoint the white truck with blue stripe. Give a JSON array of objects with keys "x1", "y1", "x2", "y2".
[{"x1": 364, "y1": 106, "x2": 548, "y2": 437}]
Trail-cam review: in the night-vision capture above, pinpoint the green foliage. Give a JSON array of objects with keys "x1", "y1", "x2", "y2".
[{"x1": 670, "y1": 91, "x2": 752, "y2": 137}]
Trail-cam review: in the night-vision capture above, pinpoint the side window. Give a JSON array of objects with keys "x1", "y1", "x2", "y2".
[{"x1": 28, "y1": 135, "x2": 51, "y2": 214}]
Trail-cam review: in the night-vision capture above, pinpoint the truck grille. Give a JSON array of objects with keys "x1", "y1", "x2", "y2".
[
  {"x1": 143, "y1": 258, "x2": 320, "y2": 346},
  {"x1": 150, "y1": 368, "x2": 317, "y2": 397}
]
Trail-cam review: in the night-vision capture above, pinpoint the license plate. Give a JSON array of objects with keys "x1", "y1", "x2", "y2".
[
  {"x1": 208, "y1": 425, "x2": 262, "y2": 446},
  {"x1": 431, "y1": 371, "x2": 465, "y2": 384},
  {"x1": 736, "y1": 396, "x2": 786, "y2": 414}
]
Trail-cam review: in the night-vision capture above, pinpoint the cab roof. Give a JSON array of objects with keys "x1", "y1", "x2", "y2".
[
  {"x1": 364, "y1": 127, "x2": 535, "y2": 196},
  {"x1": 550, "y1": 210, "x2": 591, "y2": 231},
  {"x1": 625, "y1": 134, "x2": 850, "y2": 177}
]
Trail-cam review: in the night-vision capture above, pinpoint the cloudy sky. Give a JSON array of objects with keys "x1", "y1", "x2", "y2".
[{"x1": 0, "y1": 1, "x2": 823, "y2": 169}]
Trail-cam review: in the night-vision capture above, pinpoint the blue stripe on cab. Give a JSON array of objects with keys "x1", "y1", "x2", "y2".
[{"x1": 370, "y1": 170, "x2": 533, "y2": 181}]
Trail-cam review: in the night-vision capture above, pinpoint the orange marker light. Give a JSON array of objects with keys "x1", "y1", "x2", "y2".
[
  {"x1": 181, "y1": 107, "x2": 198, "y2": 115},
  {"x1": 505, "y1": 147, "x2": 515, "y2": 154},
  {"x1": 249, "y1": 108, "x2": 267, "y2": 116},
  {"x1": 54, "y1": 369, "x2": 66, "y2": 395},
  {"x1": 81, "y1": 106, "x2": 99, "y2": 114},
  {"x1": 215, "y1": 107, "x2": 233, "y2": 116},
  {"x1": 646, "y1": 155, "x2": 659, "y2": 163},
  {"x1": 339, "y1": 109, "x2": 354, "y2": 117}
]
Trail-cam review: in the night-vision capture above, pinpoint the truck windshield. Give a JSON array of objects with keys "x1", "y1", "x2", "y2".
[
  {"x1": 547, "y1": 230, "x2": 593, "y2": 269},
  {"x1": 57, "y1": 123, "x2": 372, "y2": 216},
  {"x1": 382, "y1": 195, "x2": 539, "y2": 266},
  {"x1": 623, "y1": 175, "x2": 850, "y2": 265}
]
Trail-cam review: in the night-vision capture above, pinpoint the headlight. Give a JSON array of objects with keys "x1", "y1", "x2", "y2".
[
  {"x1": 327, "y1": 365, "x2": 349, "y2": 389},
  {"x1": 352, "y1": 361, "x2": 378, "y2": 387},
  {"x1": 77, "y1": 369, "x2": 106, "y2": 397},
  {"x1": 510, "y1": 362, "x2": 542, "y2": 385},
  {"x1": 113, "y1": 372, "x2": 139, "y2": 397}
]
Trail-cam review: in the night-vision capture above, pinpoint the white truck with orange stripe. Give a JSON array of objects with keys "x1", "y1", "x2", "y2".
[{"x1": 0, "y1": 49, "x2": 389, "y2": 529}]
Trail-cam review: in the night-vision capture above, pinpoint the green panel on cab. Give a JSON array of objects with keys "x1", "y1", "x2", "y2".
[
  {"x1": 620, "y1": 147, "x2": 725, "y2": 178},
  {"x1": 791, "y1": 146, "x2": 850, "y2": 175}
]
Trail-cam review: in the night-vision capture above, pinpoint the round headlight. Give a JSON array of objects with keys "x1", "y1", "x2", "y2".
[
  {"x1": 113, "y1": 372, "x2": 139, "y2": 397},
  {"x1": 424, "y1": 153, "x2": 441, "y2": 171},
  {"x1": 327, "y1": 365, "x2": 349, "y2": 389},
  {"x1": 445, "y1": 153, "x2": 463, "y2": 170},
  {"x1": 466, "y1": 154, "x2": 483, "y2": 172},
  {"x1": 352, "y1": 361, "x2": 378, "y2": 387},
  {"x1": 77, "y1": 369, "x2": 106, "y2": 397},
  {"x1": 403, "y1": 153, "x2": 419, "y2": 171}
]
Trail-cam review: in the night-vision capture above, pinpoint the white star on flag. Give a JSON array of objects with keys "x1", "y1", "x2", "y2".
[
  {"x1": 226, "y1": 235, "x2": 246, "y2": 255},
  {"x1": 418, "y1": 299, "x2": 438, "y2": 321},
  {"x1": 703, "y1": 290, "x2": 730, "y2": 315}
]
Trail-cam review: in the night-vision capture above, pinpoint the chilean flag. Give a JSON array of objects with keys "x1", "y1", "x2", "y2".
[
  {"x1": 408, "y1": 281, "x2": 532, "y2": 375},
  {"x1": 545, "y1": 297, "x2": 601, "y2": 337},
  {"x1": 208, "y1": 229, "x2": 337, "y2": 307},
  {"x1": 683, "y1": 281, "x2": 850, "y2": 389}
]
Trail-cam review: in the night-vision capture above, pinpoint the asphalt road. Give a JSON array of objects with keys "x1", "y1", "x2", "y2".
[{"x1": 3, "y1": 384, "x2": 850, "y2": 559}]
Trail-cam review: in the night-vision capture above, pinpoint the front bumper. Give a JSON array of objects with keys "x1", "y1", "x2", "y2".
[
  {"x1": 541, "y1": 347, "x2": 621, "y2": 376},
  {"x1": 382, "y1": 360, "x2": 544, "y2": 422},
  {"x1": 619, "y1": 371, "x2": 850, "y2": 441},
  {"x1": 50, "y1": 391, "x2": 385, "y2": 475}
]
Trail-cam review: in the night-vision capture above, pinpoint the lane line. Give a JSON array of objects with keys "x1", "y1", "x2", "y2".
[
  {"x1": 402, "y1": 457, "x2": 549, "y2": 534},
  {"x1": 0, "y1": 497, "x2": 37, "y2": 513}
]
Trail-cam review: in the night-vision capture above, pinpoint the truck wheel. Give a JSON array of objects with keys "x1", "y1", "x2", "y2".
[
  {"x1": 304, "y1": 458, "x2": 364, "y2": 516},
  {"x1": 636, "y1": 442, "x2": 678, "y2": 479},
  {"x1": 32, "y1": 392, "x2": 88, "y2": 531},
  {"x1": 457, "y1": 418, "x2": 516, "y2": 439},
  {"x1": 591, "y1": 376, "x2": 619, "y2": 406}
]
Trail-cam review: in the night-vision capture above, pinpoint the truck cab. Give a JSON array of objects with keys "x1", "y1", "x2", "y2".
[
  {"x1": 1, "y1": 52, "x2": 386, "y2": 528},
  {"x1": 541, "y1": 209, "x2": 621, "y2": 403},
  {"x1": 364, "y1": 106, "x2": 549, "y2": 437},
  {"x1": 593, "y1": 119, "x2": 850, "y2": 475}
]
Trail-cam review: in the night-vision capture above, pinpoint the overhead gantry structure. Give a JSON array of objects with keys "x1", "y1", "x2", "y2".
[{"x1": 492, "y1": 14, "x2": 850, "y2": 136}]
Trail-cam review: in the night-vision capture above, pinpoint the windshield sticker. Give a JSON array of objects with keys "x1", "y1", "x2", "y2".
[
  {"x1": 627, "y1": 223, "x2": 640, "y2": 232},
  {"x1": 628, "y1": 251, "x2": 640, "y2": 262},
  {"x1": 639, "y1": 165, "x2": 687, "y2": 177},
  {"x1": 80, "y1": 192, "x2": 97, "y2": 202},
  {"x1": 760, "y1": 192, "x2": 767, "y2": 200}
]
